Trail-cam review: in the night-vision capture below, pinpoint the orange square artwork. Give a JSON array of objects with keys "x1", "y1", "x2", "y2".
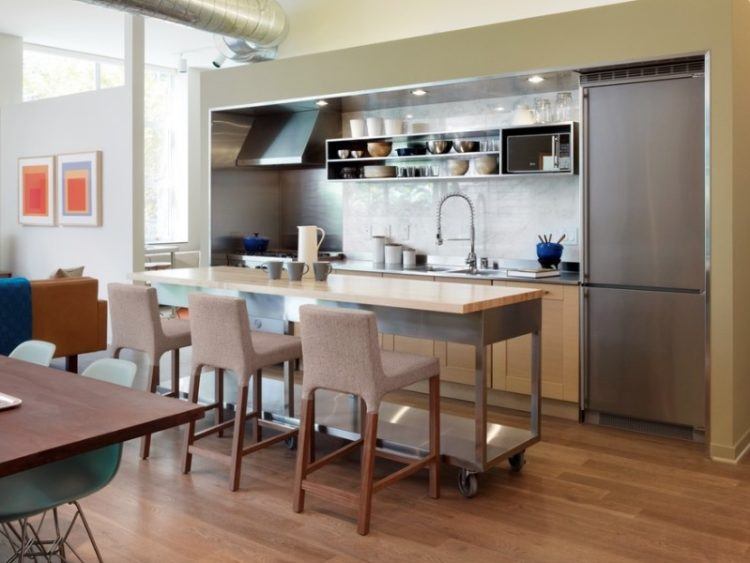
[{"x1": 22, "y1": 165, "x2": 49, "y2": 216}]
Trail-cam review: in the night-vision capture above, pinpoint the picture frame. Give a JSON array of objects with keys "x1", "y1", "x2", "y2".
[
  {"x1": 57, "y1": 151, "x2": 102, "y2": 227},
  {"x1": 18, "y1": 156, "x2": 55, "y2": 226}
]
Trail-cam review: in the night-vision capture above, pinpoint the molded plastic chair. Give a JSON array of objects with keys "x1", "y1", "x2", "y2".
[
  {"x1": 82, "y1": 358, "x2": 137, "y2": 388},
  {"x1": 9, "y1": 340, "x2": 56, "y2": 366},
  {"x1": 0, "y1": 359, "x2": 135, "y2": 560}
]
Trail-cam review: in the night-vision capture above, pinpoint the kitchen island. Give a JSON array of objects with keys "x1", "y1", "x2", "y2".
[{"x1": 131, "y1": 266, "x2": 544, "y2": 496}]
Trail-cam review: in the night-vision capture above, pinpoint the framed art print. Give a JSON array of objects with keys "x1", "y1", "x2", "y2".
[
  {"x1": 18, "y1": 156, "x2": 55, "y2": 226},
  {"x1": 57, "y1": 151, "x2": 102, "y2": 227}
]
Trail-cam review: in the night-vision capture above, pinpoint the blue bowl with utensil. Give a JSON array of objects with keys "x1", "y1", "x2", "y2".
[{"x1": 536, "y1": 242, "x2": 563, "y2": 268}]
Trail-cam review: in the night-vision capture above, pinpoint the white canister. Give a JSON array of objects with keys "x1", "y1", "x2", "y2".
[
  {"x1": 384, "y1": 118, "x2": 404, "y2": 136},
  {"x1": 366, "y1": 117, "x2": 384, "y2": 137},
  {"x1": 372, "y1": 236, "x2": 386, "y2": 263},
  {"x1": 384, "y1": 244, "x2": 402, "y2": 266},
  {"x1": 297, "y1": 225, "x2": 326, "y2": 277},
  {"x1": 350, "y1": 118, "x2": 366, "y2": 138},
  {"x1": 402, "y1": 248, "x2": 417, "y2": 269}
]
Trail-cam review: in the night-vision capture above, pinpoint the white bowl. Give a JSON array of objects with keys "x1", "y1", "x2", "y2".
[
  {"x1": 448, "y1": 159, "x2": 469, "y2": 176},
  {"x1": 364, "y1": 165, "x2": 397, "y2": 178}
]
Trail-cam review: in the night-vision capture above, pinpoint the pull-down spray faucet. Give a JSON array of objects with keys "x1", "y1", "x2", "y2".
[{"x1": 436, "y1": 192, "x2": 478, "y2": 275}]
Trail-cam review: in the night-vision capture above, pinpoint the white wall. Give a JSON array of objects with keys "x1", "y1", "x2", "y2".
[
  {"x1": 0, "y1": 87, "x2": 132, "y2": 295},
  {"x1": 0, "y1": 33, "x2": 22, "y2": 106}
]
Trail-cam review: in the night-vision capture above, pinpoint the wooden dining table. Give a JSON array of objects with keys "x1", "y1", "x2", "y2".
[{"x1": 0, "y1": 356, "x2": 205, "y2": 478}]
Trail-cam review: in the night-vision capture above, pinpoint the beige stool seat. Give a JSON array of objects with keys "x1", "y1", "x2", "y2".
[
  {"x1": 108, "y1": 283, "x2": 191, "y2": 460},
  {"x1": 381, "y1": 350, "x2": 441, "y2": 390},
  {"x1": 251, "y1": 332, "x2": 302, "y2": 366},
  {"x1": 182, "y1": 293, "x2": 301, "y2": 491},
  {"x1": 293, "y1": 305, "x2": 440, "y2": 536},
  {"x1": 160, "y1": 318, "x2": 192, "y2": 348}
]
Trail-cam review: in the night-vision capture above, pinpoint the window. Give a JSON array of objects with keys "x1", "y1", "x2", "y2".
[
  {"x1": 144, "y1": 67, "x2": 188, "y2": 244},
  {"x1": 23, "y1": 45, "x2": 124, "y2": 101}
]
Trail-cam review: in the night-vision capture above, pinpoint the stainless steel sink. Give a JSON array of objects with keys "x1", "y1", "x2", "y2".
[
  {"x1": 408, "y1": 265, "x2": 458, "y2": 273},
  {"x1": 444, "y1": 268, "x2": 503, "y2": 277}
]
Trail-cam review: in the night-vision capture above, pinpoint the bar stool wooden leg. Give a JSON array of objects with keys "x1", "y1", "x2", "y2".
[
  {"x1": 171, "y1": 348, "x2": 180, "y2": 397},
  {"x1": 428, "y1": 375, "x2": 440, "y2": 499},
  {"x1": 229, "y1": 382, "x2": 249, "y2": 491},
  {"x1": 253, "y1": 369, "x2": 263, "y2": 443},
  {"x1": 182, "y1": 365, "x2": 203, "y2": 474},
  {"x1": 140, "y1": 363, "x2": 160, "y2": 460},
  {"x1": 216, "y1": 368, "x2": 225, "y2": 438},
  {"x1": 357, "y1": 411, "x2": 378, "y2": 536},
  {"x1": 293, "y1": 394, "x2": 315, "y2": 513}
]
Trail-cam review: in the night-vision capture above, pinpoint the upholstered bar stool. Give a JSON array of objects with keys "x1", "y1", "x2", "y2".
[
  {"x1": 293, "y1": 305, "x2": 441, "y2": 536},
  {"x1": 108, "y1": 283, "x2": 191, "y2": 459},
  {"x1": 183, "y1": 293, "x2": 301, "y2": 491}
]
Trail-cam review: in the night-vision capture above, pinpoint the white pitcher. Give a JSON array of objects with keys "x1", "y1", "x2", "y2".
[{"x1": 297, "y1": 225, "x2": 326, "y2": 277}]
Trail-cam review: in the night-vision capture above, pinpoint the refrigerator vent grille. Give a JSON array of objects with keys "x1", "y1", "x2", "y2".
[
  {"x1": 593, "y1": 412, "x2": 698, "y2": 441},
  {"x1": 580, "y1": 58, "x2": 705, "y2": 85}
]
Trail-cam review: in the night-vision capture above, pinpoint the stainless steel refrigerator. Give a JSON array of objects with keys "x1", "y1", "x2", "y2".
[{"x1": 582, "y1": 70, "x2": 707, "y2": 430}]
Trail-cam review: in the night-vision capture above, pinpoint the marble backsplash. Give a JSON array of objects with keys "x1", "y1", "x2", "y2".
[{"x1": 341, "y1": 90, "x2": 581, "y2": 263}]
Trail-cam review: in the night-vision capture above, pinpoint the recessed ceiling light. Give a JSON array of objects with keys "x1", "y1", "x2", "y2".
[
  {"x1": 528, "y1": 75, "x2": 545, "y2": 84},
  {"x1": 315, "y1": 99, "x2": 329, "y2": 107},
  {"x1": 405, "y1": 114, "x2": 414, "y2": 119},
  {"x1": 411, "y1": 89, "x2": 428, "y2": 96},
  {"x1": 495, "y1": 106, "x2": 505, "y2": 112}
]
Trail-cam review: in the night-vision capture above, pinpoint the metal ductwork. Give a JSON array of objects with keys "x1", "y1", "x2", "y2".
[{"x1": 77, "y1": 0, "x2": 289, "y2": 64}]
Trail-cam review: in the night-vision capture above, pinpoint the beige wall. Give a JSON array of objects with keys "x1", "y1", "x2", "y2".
[
  {"x1": 200, "y1": 0, "x2": 746, "y2": 460},
  {"x1": 275, "y1": 0, "x2": 632, "y2": 59}
]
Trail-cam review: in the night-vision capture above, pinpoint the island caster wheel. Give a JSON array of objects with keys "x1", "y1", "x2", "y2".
[
  {"x1": 457, "y1": 469, "x2": 478, "y2": 498},
  {"x1": 285, "y1": 435, "x2": 298, "y2": 450},
  {"x1": 508, "y1": 451, "x2": 526, "y2": 473}
]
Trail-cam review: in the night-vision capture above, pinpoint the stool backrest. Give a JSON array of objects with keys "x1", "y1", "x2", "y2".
[
  {"x1": 9, "y1": 340, "x2": 56, "y2": 366},
  {"x1": 82, "y1": 358, "x2": 137, "y2": 388},
  {"x1": 188, "y1": 293, "x2": 256, "y2": 378},
  {"x1": 299, "y1": 305, "x2": 384, "y2": 411},
  {"x1": 107, "y1": 283, "x2": 163, "y2": 358}
]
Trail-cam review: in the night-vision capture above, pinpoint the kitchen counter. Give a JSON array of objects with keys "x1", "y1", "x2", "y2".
[
  {"x1": 331, "y1": 260, "x2": 581, "y2": 285},
  {"x1": 130, "y1": 266, "x2": 543, "y2": 314}
]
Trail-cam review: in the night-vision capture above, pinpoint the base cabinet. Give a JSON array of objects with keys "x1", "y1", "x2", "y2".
[{"x1": 333, "y1": 269, "x2": 580, "y2": 403}]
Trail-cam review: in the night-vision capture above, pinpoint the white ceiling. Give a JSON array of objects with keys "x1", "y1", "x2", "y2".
[{"x1": 0, "y1": 0, "x2": 632, "y2": 70}]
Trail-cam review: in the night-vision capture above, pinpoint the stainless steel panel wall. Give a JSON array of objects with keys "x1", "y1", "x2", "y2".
[
  {"x1": 585, "y1": 286, "x2": 706, "y2": 428},
  {"x1": 585, "y1": 77, "x2": 705, "y2": 290}
]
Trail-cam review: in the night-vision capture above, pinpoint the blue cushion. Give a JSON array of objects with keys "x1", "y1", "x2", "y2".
[{"x1": 0, "y1": 278, "x2": 32, "y2": 356}]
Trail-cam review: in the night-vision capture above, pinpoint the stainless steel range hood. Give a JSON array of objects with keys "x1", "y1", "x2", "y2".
[{"x1": 212, "y1": 109, "x2": 340, "y2": 169}]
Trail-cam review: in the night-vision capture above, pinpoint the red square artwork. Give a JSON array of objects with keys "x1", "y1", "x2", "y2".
[
  {"x1": 66, "y1": 177, "x2": 88, "y2": 213},
  {"x1": 23, "y1": 167, "x2": 49, "y2": 216}
]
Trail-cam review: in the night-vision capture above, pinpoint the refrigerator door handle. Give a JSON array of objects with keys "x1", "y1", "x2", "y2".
[{"x1": 581, "y1": 87, "x2": 590, "y2": 282}]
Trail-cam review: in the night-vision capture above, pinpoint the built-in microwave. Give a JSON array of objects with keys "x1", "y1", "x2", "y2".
[{"x1": 504, "y1": 126, "x2": 574, "y2": 174}]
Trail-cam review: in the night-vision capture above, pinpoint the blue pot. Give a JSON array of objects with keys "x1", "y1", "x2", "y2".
[
  {"x1": 536, "y1": 242, "x2": 563, "y2": 268},
  {"x1": 242, "y1": 233, "x2": 270, "y2": 253}
]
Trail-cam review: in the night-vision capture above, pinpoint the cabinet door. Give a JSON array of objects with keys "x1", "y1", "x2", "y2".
[
  {"x1": 436, "y1": 277, "x2": 492, "y2": 386},
  {"x1": 500, "y1": 282, "x2": 579, "y2": 402}
]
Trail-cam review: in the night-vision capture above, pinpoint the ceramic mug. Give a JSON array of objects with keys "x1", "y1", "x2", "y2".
[
  {"x1": 285, "y1": 261, "x2": 309, "y2": 281},
  {"x1": 263, "y1": 261, "x2": 283, "y2": 280},
  {"x1": 313, "y1": 262, "x2": 333, "y2": 282}
]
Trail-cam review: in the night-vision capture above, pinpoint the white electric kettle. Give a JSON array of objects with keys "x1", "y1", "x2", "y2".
[{"x1": 297, "y1": 225, "x2": 326, "y2": 277}]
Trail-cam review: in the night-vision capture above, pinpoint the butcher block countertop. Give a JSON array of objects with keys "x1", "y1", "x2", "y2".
[{"x1": 130, "y1": 266, "x2": 543, "y2": 315}]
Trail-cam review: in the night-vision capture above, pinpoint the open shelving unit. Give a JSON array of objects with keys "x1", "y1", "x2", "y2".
[{"x1": 325, "y1": 123, "x2": 578, "y2": 182}]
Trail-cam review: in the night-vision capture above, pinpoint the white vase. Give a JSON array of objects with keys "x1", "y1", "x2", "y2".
[{"x1": 297, "y1": 225, "x2": 326, "y2": 277}]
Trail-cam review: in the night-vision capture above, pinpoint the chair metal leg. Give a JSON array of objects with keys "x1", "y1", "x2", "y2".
[
  {"x1": 293, "y1": 395, "x2": 315, "y2": 513},
  {"x1": 140, "y1": 363, "x2": 160, "y2": 459},
  {"x1": 216, "y1": 368, "x2": 225, "y2": 438},
  {"x1": 72, "y1": 501, "x2": 104, "y2": 563},
  {"x1": 357, "y1": 411, "x2": 378, "y2": 536},
  {"x1": 182, "y1": 364, "x2": 203, "y2": 474},
  {"x1": 253, "y1": 369, "x2": 263, "y2": 443},
  {"x1": 229, "y1": 383, "x2": 249, "y2": 491},
  {"x1": 428, "y1": 375, "x2": 441, "y2": 499}
]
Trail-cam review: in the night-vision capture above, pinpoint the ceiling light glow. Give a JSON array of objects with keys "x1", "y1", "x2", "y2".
[
  {"x1": 315, "y1": 99, "x2": 329, "y2": 107},
  {"x1": 411, "y1": 89, "x2": 428, "y2": 96},
  {"x1": 528, "y1": 75, "x2": 545, "y2": 84}
]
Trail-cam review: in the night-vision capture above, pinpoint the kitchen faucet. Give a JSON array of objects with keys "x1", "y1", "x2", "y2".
[{"x1": 436, "y1": 192, "x2": 478, "y2": 275}]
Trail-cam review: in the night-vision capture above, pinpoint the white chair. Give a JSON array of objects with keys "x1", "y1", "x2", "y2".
[
  {"x1": 82, "y1": 358, "x2": 137, "y2": 388},
  {"x1": 9, "y1": 340, "x2": 56, "y2": 367}
]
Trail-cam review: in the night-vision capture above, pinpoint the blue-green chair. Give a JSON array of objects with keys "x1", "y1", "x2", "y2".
[
  {"x1": 9, "y1": 340, "x2": 56, "y2": 367},
  {"x1": 0, "y1": 358, "x2": 137, "y2": 561}
]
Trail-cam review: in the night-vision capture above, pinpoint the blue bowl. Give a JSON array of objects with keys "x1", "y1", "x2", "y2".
[
  {"x1": 242, "y1": 233, "x2": 269, "y2": 253},
  {"x1": 536, "y1": 242, "x2": 563, "y2": 268}
]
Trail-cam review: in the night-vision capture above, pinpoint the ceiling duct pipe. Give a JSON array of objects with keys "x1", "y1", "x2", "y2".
[{"x1": 77, "y1": 0, "x2": 289, "y2": 65}]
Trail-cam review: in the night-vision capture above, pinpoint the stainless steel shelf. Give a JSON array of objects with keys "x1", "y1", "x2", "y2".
[
  {"x1": 328, "y1": 175, "x2": 501, "y2": 183},
  {"x1": 327, "y1": 127, "x2": 502, "y2": 144},
  {"x1": 328, "y1": 150, "x2": 500, "y2": 163}
]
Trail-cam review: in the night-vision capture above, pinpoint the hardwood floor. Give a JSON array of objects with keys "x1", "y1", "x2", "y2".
[{"x1": 4, "y1": 355, "x2": 750, "y2": 561}]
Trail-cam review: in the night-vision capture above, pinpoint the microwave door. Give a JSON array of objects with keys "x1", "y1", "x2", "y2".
[{"x1": 507, "y1": 134, "x2": 555, "y2": 173}]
